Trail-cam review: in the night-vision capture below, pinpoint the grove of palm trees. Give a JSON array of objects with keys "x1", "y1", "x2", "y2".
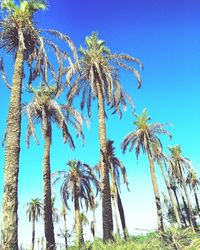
[{"x1": 0, "y1": 0, "x2": 199, "y2": 249}]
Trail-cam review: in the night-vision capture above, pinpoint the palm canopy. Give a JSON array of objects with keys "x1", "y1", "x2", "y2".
[
  {"x1": 23, "y1": 83, "x2": 83, "y2": 148},
  {"x1": 186, "y1": 169, "x2": 200, "y2": 191},
  {"x1": 67, "y1": 32, "x2": 143, "y2": 118},
  {"x1": 52, "y1": 160, "x2": 99, "y2": 211},
  {"x1": 121, "y1": 108, "x2": 171, "y2": 159},
  {"x1": 95, "y1": 140, "x2": 129, "y2": 191},
  {"x1": 0, "y1": 0, "x2": 78, "y2": 88},
  {"x1": 168, "y1": 145, "x2": 192, "y2": 181},
  {"x1": 26, "y1": 198, "x2": 43, "y2": 222}
]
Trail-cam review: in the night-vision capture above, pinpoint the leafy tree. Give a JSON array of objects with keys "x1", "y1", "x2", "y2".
[
  {"x1": 67, "y1": 32, "x2": 143, "y2": 241},
  {"x1": 168, "y1": 145, "x2": 197, "y2": 232},
  {"x1": 0, "y1": 1, "x2": 78, "y2": 248},
  {"x1": 186, "y1": 168, "x2": 200, "y2": 215},
  {"x1": 52, "y1": 160, "x2": 99, "y2": 248},
  {"x1": 26, "y1": 198, "x2": 43, "y2": 250},
  {"x1": 24, "y1": 84, "x2": 83, "y2": 249},
  {"x1": 121, "y1": 109, "x2": 171, "y2": 232},
  {"x1": 152, "y1": 143, "x2": 182, "y2": 228}
]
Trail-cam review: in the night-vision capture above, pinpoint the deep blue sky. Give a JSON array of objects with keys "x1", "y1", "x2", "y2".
[{"x1": 0, "y1": 0, "x2": 200, "y2": 247}]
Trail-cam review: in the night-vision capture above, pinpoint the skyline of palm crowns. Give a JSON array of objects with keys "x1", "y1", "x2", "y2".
[{"x1": 0, "y1": 0, "x2": 199, "y2": 249}]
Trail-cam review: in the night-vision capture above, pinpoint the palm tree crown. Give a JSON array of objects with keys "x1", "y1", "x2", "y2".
[
  {"x1": 24, "y1": 83, "x2": 83, "y2": 147},
  {"x1": 67, "y1": 32, "x2": 143, "y2": 117},
  {"x1": 26, "y1": 198, "x2": 43, "y2": 222},
  {"x1": 53, "y1": 160, "x2": 99, "y2": 211},
  {"x1": 121, "y1": 108, "x2": 171, "y2": 157}
]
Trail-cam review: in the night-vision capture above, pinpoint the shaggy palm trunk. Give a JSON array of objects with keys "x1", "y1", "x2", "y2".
[
  {"x1": 178, "y1": 179, "x2": 196, "y2": 232},
  {"x1": 63, "y1": 211, "x2": 68, "y2": 250},
  {"x1": 172, "y1": 188, "x2": 187, "y2": 227},
  {"x1": 96, "y1": 80, "x2": 113, "y2": 241},
  {"x1": 32, "y1": 212, "x2": 36, "y2": 250},
  {"x1": 116, "y1": 188, "x2": 128, "y2": 240},
  {"x1": 194, "y1": 188, "x2": 200, "y2": 214},
  {"x1": 158, "y1": 160, "x2": 181, "y2": 228},
  {"x1": 74, "y1": 185, "x2": 84, "y2": 247},
  {"x1": 43, "y1": 121, "x2": 55, "y2": 250},
  {"x1": 147, "y1": 152, "x2": 164, "y2": 231},
  {"x1": 92, "y1": 207, "x2": 97, "y2": 238},
  {"x1": 2, "y1": 45, "x2": 24, "y2": 250},
  {"x1": 111, "y1": 194, "x2": 120, "y2": 235}
]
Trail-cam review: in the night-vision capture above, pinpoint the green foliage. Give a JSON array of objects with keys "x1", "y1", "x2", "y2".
[{"x1": 64, "y1": 229, "x2": 200, "y2": 250}]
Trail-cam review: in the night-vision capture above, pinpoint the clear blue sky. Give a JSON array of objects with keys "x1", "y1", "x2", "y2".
[{"x1": 0, "y1": 0, "x2": 200, "y2": 247}]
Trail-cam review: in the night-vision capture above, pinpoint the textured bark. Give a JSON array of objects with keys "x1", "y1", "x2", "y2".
[
  {"x1": 43, "y1": 120, "x2": 55, "y2": 250},
  {"x1": 147, "y1": 152, "x2": 164, "y2": 231},
  {"x1": 178, "y1": 178, "x2": 196, "y2": 232},
  {"x1": 194, "y1": 189, "x2": 200, "y2": 214},
  {"x1": 63, "y1": 211, "x2": 68, "y2": 250},
  {"x1": 116, "y1": 188, "x2": 128, "y2": 240},
  {"x1": 74, "y1": 185, "x2": 84, "y2": 248},
  {"x1": 112, "y1": 195, "x2": 120, "y2": 235},
  {"x1": 32, "y1": 213, "x2": 35, "y2": 250},
  {"x1": 96, "y1": 80, "x2": 113, "y2": 241},
  {"x1": 172, "y1": 188, "x2": 187, "y2": 227},
  {"x1": 92, "y1": 208, "x2": 97, "y2": 238},
  {"x1": 2, "y1": 47, "x2": 24, "y2": 250},
  {"x1": 158, "y1": 160, "x2": 181, "y2": 228}
]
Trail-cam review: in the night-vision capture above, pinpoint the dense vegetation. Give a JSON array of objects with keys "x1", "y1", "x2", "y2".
[{"x1": 0, "y1": 0, "x2": 199, "y2": 249}]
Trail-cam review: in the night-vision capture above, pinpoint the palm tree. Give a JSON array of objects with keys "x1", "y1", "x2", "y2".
[
  {"x1": 152, "y1": 143, "x2": 182, "y2": 228},
  {"x1": 121, "y1": 109, "x2": 171, "y2": 232},
  {"x1": 26, "y1": 198, "x2": 43, "y2": 250},
  {"x1": 0, "y1": 1, "x2": 46, "y2": 248},
  {"x1": 52, "y1": 160, "x2": 99, "y2": 248},
  {"x1": 170, "y1": 177, "x2": 188, "y2": 227},
  {"x1": 106, "y1": 140, "x2": 129, "y2": 240},
  {"x1": 60, "y1": 204, "x2": 68, "y2": 250},
  {"x1": 0, "y1": 1, "x2": 79, "y2": 248},
  {"x1": 168, "y1": 145, "x2": 197, "y2": 232},
  {"x1": 186, "y1": 169, "x2": 200, "y2": 214},
  {"x1": 67, "y1": 32, "x2": 143, "y2": 241},
  {"x1": 24, "y1": 84, "x2": 83, "y2": 250},
  {"x1": 89, "y1": 192, "x2": 98, "y2": 239}
]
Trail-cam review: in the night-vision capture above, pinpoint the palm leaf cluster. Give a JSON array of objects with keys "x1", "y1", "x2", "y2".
[{"x1": 67, "y1": 32, "x2": 143, "y2": 118}]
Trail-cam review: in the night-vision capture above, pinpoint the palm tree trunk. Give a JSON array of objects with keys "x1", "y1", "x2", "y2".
[
  {"x1": 172, "y1": 188, "x2": 187, "y2": 227},
  {"x1": 43, "y1": 120, "x2": 55, "y2": 250},
  {"x1": 116, "y1": 188, "x2": 128, "y2": 240},
  {"x1": 147, "y1": 152, "x2": 164, "y2": 231},
  {"x1": 158, "y1": 160, "x2": 182, "y2": 228},
  {"x1": 74, "y1": 185, "x2": 84, "y2": 248},
  {"x1": 2, "y1": 46, "x2": 24, "y2": 250},
  {"x1": 112, "y1": 195, "x2": 120, "y2": 235},
  {"x1": 92, "y1": 208, "x2": 97, "y2": 238},
  {"x1": 194, "y1": 188, "x2": 200, "y2": 213},
  {"x1": 32, "y1": 214, "x2": 36, "y2": 250},
  {"x1": 63, "y1": 210, "x2": 68, "y2": 250},
  {"x1": 96, "y1": 80, "x2": 113, "y2": 241},
  {"x1": 179, "y1": 180, "x2": 196, "y2": 232}
]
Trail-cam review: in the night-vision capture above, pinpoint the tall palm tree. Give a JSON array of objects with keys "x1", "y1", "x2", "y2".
[
  {"x1": 170, "y1": 177, "x2": 188, "y2": 227},
  {"x1": 26, "y1": 198, "x2": 43, "y2": 250},
  {"x1": 121, "y1": 109, "x2": 171, "y2": 232},
  {"x1": 60, "y1": 204, "x2": 68, "y2": 250},
  {"x1": 52, "y1": 160, "x2": 99, "y2": 248},
  {"x1": 24, "y1": 84, "x2": 83, "y2": 250},
  {"x1": 67, "y1": 32, "x2": 143, "y2": 241},
  {"x1": 106, "y1": 140, "x2": 129, "y2": 240},
  {"x1": 89, "y1": 192, "x2": 98, "y2": 239},
  {"x1": 0, "y1": 1, "x2": 46, "y2": 248},
  {"x1": 168, "y1": 145, "x2": 197, "y2": 232},
  {"x1": 186, "y1": 169, "x2": 200, "y2": 214},
  {"x1": 152, "y1": 143, "x2": 182, "y2": 228},
  {"x1": 0, "y1": 1, "x2": 79, "y2": 248}
]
